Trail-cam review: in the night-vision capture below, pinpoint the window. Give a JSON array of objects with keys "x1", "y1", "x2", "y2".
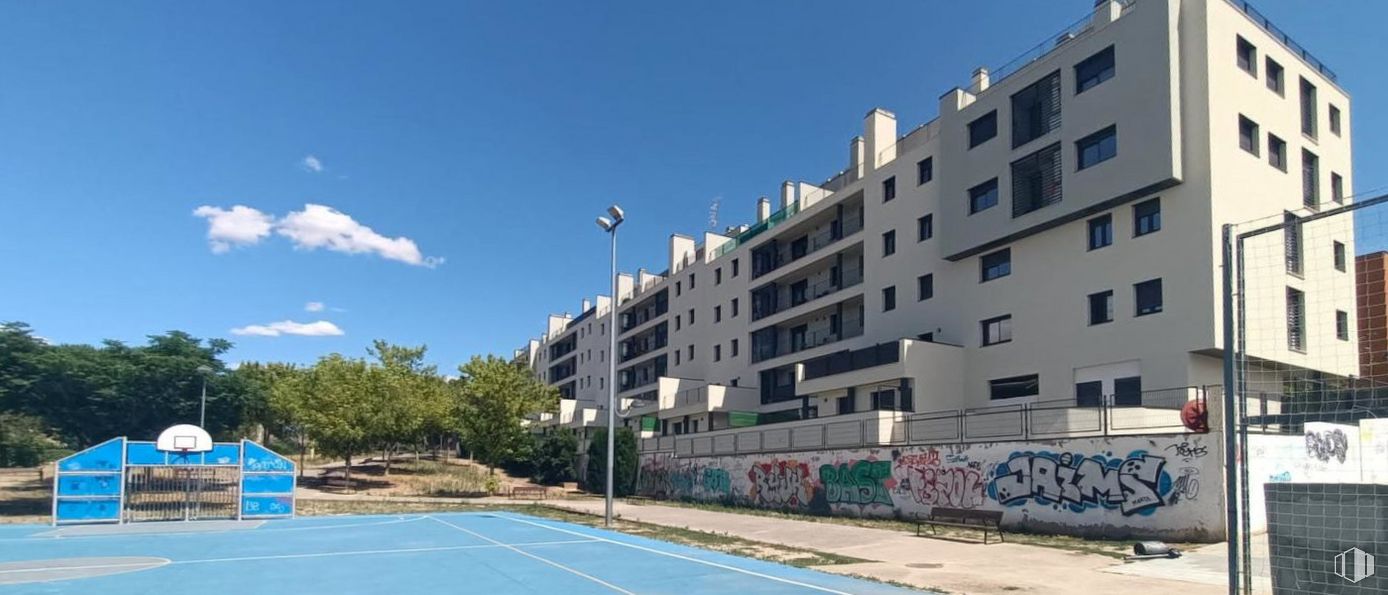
[
  {"x1": 1337, "y1": 310, "x2": 1349, "y2": 341},
  {"x1": 882, "y1": 230, "x2": 896, "y2": 257},
  {"x1": 714, "y1": 305, "x2": 722, "y2": 323},
  {"x1": 836, "y1": 392, "x2": 857, "y2": 415},
  {"x1": 968, "y1": 110, "x2": 998, "y2": 148},
  {"x1": 1268, "y1": 134, "x2": 1287, "y2": 171},
  {"x1": 1265, "y1": 57, "x2": 1283, "y2": 95},
  {"x1": 917, "y1": 214, "x2": 933, "y2": 241},
  {"x1": 689, "y1": 274, "x2": 695, "y2": 289},
  {"x1": 1302, "y1": 149, "x2": 1319, "y2": 208},
  {"x1": 1329, "y1": 104, "x2": 1342, "y2": 136},
  {"x1": 732, "y1": 258, "x2": 740, "y2": 277},
  {"x1": 1134, "y1": 278, "x2": 1163, "y2": 316},
  {"x1": 917, "y1": 157, "x2": 933, "y2": 185},
  {"x1": 981, "y1": 315, "x2": 1013, "y2": 346},
  {"x1": 1075, "y1": 45, "x2": 1115, "y2": 93},
  {"x1": 990, "y1": 374, "x2": 1038, "y2": 400},
  {"x1": 731, "y1": 298, "x2": 739, "y2": 317},
  {"x1": 675, "y1": 314, "x2": 681, "y2": 330},
  {"x1": 1332, "y1": 173, "x2": 1344, "y2": 203},
  {"x1": 1287, "y1": 287, "x2": 1305, "y2": 351},
  {"x1": 1076, "y1": 381, "x2": 1103, "y2": 407},
  {"x1": 1238, "y1": 116, "x2": 1259, "y2": 156},
  {"x1": 1012, "y1": 143, "x2": 1063, "y2": 217},
  {"x1": 731, "y1": 338, "x2": 739, "y2": 357},
  {"x1": 688, "y1": 308, "x2": 695, "y2": 324},
  {"x1": 1300, "y1": 78, "x2": 1318, "y2": 138},
  {"x1": 1334, "y1": 241, "x2": 1346, "y2": 272},
  {"x1": 1114, "y1": 376, "x2": 1142, "y2": 406},
  {"x1": 714, "y1": 344, "x2": 722, "y2": 362},
  {"x1": 676, "y1": 281, "x2": 681, "y2": 296},
  {"x1": 918, "y1": 274, "x2": 934, "y2": 301},
  {"x1": 980, "y1": 248, "x2": 1011, "y2": 282},
  {"x1": 1133, "y1": 198, "x2": 1161, "y2": 236},
  {"x1": 969, "y1": 178, "x2": 999, "y2": 214},
  {"x1": 674, "y1": 350, "x2": 680, "y2": 365},
  {"x1": 883, "y1": 176, "x2": 896, "y2": 202},
  {"x1": 1088, "y1": 214, "x2": 1113, "y2": 250},
  {"x1": 882, "y1": 286, "x2": 896, "y2": 312},
  {"x1": 1076, "y1": 125, "x2": 1117, "y2": 170},
  {"x1": 688, "y1": 344, "x2": 694, "y2": 360},
  {"x1": 1285, "y1": 213, "x2": 1303, "y2": 275},
  {"x1": 1089, "y1": 290, "x2": 1114, "y2": 325},
  {"x1": 715, "y1": 267, "x2": 722, "y2": 285},
  {"x1": 1236, "y1": 36, "x2": 1257, "y2": 76},
  {"x1": 1012, "y1": 71, "x2": 1061, "y2": 148}
]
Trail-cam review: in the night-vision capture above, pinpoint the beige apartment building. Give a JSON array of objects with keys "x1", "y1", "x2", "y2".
[{"x1": 520, "y1": 0, "x2": 1354, "y2": 451}]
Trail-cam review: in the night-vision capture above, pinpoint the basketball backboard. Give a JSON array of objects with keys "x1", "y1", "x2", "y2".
[{"x1": 155, "y1": 424, "x2": 213, "y2": 453}]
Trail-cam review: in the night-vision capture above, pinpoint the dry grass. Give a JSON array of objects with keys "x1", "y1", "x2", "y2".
[{"x1": 0, "y1": 468, "x2": 50, "y2": 524}]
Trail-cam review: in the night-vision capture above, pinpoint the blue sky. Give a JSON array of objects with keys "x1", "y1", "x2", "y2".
[{"x1": 2, "y1": 0, "x2": 1385, "y2": 370}]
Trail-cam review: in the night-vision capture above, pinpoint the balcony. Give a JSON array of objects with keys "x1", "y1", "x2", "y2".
[
  {"x1": 620, "y1": 288, "x2": 668, "y2": 334},
  {"x1": 618, "y1": 354, "x2": 668, "y2": 394},
  {"x1": 750, "y1": 197, "x2": 864, "y2": 280},
  {"x1": 658, "y1": 382, "x2": 760, "y2": 419},
  {"x1": 619, "y1": 322, "x2": 668, "y2": 363},
  {"x1": 547, "y1": 335, "x2": 577, "y2": 361},
  {"x1": 794, "y1": 338, "x2": 964, "y2": 403},
  {"x1": 750, "y1": 295, "x2": 865, "y2": 364},
  {"x1": 751, "y1": 247, "x2": 863, "y2": 322}
]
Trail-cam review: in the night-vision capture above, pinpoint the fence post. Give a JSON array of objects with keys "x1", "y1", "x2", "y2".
[{"x1": 1219, "y1": 223, "x2": 1239, "y2": 595}]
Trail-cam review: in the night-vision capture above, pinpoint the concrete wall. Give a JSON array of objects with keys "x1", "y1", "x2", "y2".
[
  {"x1": 1245, "y1": 419, "x2": 1388, "y2": 533},
  {"x1": 638, "y1": 431, "x2": 1223, "y2": 541}
]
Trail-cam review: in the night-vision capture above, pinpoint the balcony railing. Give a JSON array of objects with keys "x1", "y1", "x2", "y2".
[
  {"x1": 1225, "y1": 0, "x2": 1337, "y2": 83},
  {"x1": 751, "y1": 211, "x2": 864, "y2": 280},
  {"x1": 714, "y1": 201, "x2": 801, "y2": 258},
  {"x1": 801, "y1": 341, "x2": 900, "y2": 381},
  {"x1": 752, "y1": 321, "x2": 865, "y2": 363}
]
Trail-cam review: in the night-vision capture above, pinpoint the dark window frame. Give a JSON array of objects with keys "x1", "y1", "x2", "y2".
[
  {"x1": 1265, "y1": 57, "x2": 1284, "y2": 95},
  {"x1": 882, "y1": 176, "x2": 896, "y2": 202},
  {"x1": 1268, "y1": 134, "x2": 1287, "y2": 171},
  {"x1": 1012, "y1": 142, "x2": 1063, "y2": 217},
  {"x1": 917, "y1": 157, "x2": 934, "y2": 185},
  {"x1": 1133, "y1": 198, "x2": 1161, "y2": 237},
  {"x1": 882, "y1": 229, "x2": 896, "y2": 257},
  {"x1": 1238, "y1": 115, "x2": 1260, "y2": 156},
  {"x1": 969, "y1": 178, "x2": 999, "y2": 214},
  {"x1": 917, "y1": 214, "x2": 934, "y2": 241},
  {"x1": 1076, "y1": 125, "x2": 1118, "y2": 170},
  {"x1": 1011, "y1": 70, "x2": 1062, "y2": 149},
  {"x1": 1074, "y1": 45, "x2": 1115, "y2": 94},
  {"x1": 918, "y1": 274, "x2": 934, "y2": 301},
  {"x1": 1089, "y1": 290, "x2": 1114, "y2": 325},
  {"x1": 882, "y1": 286, "x2": 896, "y2": 312},
  {"x1": 1134, "y1": 278, "x2": 1163, "y2": 317},
  {"x1": 968, "y1": 110, "x2": 998, "y2": 149},
  {"x1": 1236, "y1": 36, "x2": 1257, "y2": 77},
  {"x1": 981, "y1": 314, "x2": 1013, "y2": 347},
  {"x1": 1088, "y1": 214, "x2": 1113, "y2": 250},
  {"x1": 989, "y1": 373, "x2": 1038, "y2": 400},
  {"x1": 980, "y1": 248, "x2": 1012, "y2": 283}
]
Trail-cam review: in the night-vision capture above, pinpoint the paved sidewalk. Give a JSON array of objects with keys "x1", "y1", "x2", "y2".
[{"x1": 544, "y1": 498, "x2": 1228, "y2": 595}]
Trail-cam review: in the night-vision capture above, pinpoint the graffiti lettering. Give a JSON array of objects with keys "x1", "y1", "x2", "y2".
[
  {"x1": 1166, "y1": 467, "x2": 1200, "y2": 505},
  {"x1": 989, "y1": 451, "x2": 1170, "y2": 516},
  {"x1": 638, "y1": 461, "x2": 731, "y2": 500},
  {"x1": 748, "y1": 460, "x2": 815, "y2": 508},
  {"x1": 892, "y1": 450, "x2": 986, "y2": 509},
  {"x1": 1305, "y1": 429, "x2": 1348, "y2": 463},
  {"x1": 820, "y1": 460, "x2": 893, "y2": 507},
  {"x1": 1163, "y1": 441, "x2": 1208, "y2": 460}
]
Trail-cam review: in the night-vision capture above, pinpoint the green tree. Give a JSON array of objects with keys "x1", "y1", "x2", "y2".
[
  {"x1": 584, "y1": 427, "x2": 638, "y2": 497},
  {"x1": 300, "y1": 354, "x2": 376, "y2": 489},
  {"x1": 455, "y1": 355, "x2": 558, "y2": 477},
  {"x1": 532, "y1": 429, "x2": 579, "y2": 485},
  {"x1": 0, "y1": 412, "x2": 64, "y2": 467}
]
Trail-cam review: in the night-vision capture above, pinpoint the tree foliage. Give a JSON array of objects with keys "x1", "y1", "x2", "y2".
[
  {"x1": 455, "y1": 355, "x2": 558, "y2": 474},
  {"x1": 584, "y1": 427, "x2": 638, "y2": 497},
  {"x1": 531, "y1": 429, "x2": 579, "y2": 485}
]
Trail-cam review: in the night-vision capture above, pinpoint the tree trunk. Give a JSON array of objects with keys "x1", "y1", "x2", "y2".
[
  {"x1": 297, "y1": 436, "x2": 307, "y2": 479},
  {"x1": 382, "y1": 446, "x2": 390, "y2": 477},
  {"x1": 344, "y1": 455, "x2": 353, "y2": 493}
]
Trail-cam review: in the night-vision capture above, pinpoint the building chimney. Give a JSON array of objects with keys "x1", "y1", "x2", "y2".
[
  {"x1": 756, "y1": 197, "x2": 771, "y2": 222},
  {"x1": 581, "y1": 298, "x2": 592, "y2": 313},
  {"x1": 863, "y1": 108, "x2": 897, "y2": 170},
  {"x1": 849, "y1": 136, "x2": 865, "y2": 180},
  {"x1": 780, "y1": 181, "x2": 795, "y2": 210},
  {"x1": 971, "y1": 67, "x2": 990, "y2": 93},
  {"x1": 1093, "y1": 0, "x2": 1122, "y2": 26}
]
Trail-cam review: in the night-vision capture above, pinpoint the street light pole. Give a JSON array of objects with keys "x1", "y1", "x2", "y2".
[
  {"x1": 196, "y1": 365, "x2": 213, "y2": 428},
  {"x1": 596, "y1": 205, "x2": 624, "y2": 527}
]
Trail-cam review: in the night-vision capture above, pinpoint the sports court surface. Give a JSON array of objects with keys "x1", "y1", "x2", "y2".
[{"x1": 0, "y1": 511, "x2": 924, "y2": 594}]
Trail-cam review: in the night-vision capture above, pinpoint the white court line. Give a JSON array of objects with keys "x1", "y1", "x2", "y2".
[
  {"x1": 427, "y1": 515, "x2": 634, "y2": 594},
  {"x1": 493, "y1": 513, "x2": 856, "y2": 595},
  {"x1": 13, "y1": 515, "x2": 427, "y2": 542},
  {"x1": 0, "y1": 539, "x2": 597, "y2": 575}
]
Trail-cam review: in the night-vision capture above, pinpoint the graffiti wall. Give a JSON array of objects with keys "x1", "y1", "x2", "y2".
[
  {"x1": 638, "y1": 433, "x2": 1223, "y2": 541},
  {"x1": 1245, "y1": 420, "x2": 1388, "y2": 533}
]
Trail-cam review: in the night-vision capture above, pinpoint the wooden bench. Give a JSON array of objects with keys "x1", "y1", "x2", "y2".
[
  {"x1": 915, "y1": 507, "x2": 1005, "y2": 544},
  {"x1": 509, "y1": 486, "x2": 547, "y2": 500}
]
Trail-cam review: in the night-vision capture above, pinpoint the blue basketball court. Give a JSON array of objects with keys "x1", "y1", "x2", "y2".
[{"x1": 0, "y1": 511, "x2": 924, "y2": 594}]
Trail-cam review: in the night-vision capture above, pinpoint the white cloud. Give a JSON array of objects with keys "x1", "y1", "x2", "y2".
[
  {"x1": 300, "y1": 155, "x2": 324, "y2": 173},
  {"x1": 194, "y1": 203, "x2": 441, "y2": 267},
  {"x1": 276, "y1": 204, "x2": 443, "y2": 268},
  {"x1": 230, "y1": 320, "x2": 344, "y2": 337},
  {"x1": 304, "y1": 301, "x2": 325, "y2": 312},
  {"x1": 192, "y1": 205, "x2": 274, "y2": 253}
]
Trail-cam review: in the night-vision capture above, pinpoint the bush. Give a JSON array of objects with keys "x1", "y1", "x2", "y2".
[
  {"x1": 532, "y1": 429, "x2": 578, "y2": 485},
  {"x1": 584, "y1": 428, "x2": 637, "y2": 496},
  {"x1": 0, "y1": 412, "x2": 64, "y2": 468}
]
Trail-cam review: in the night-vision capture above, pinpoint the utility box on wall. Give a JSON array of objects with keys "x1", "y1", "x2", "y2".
[{"x1": 1264, "y1": 483, "x2": 1385, "y2": 594}]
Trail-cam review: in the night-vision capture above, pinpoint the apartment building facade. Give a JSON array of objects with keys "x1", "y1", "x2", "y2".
[{"x1": 520, "y1": 0, "x2": 1355, "y2": 444}]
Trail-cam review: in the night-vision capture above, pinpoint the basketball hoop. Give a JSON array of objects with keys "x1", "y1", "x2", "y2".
[{"x1": 156, "y1": 425, "x2": 213, "y2": 454}]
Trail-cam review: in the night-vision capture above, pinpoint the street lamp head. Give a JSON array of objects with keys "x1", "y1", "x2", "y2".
[
  {"x1": 596, "y1": 216, "x2": 613, "y2": 231},
  {"x1": 607, "y1": 204, "x2": 624, "y2": 223}
]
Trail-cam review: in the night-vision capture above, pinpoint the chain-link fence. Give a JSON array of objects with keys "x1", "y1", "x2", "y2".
[{"x1": 1225, "y1": 193, "x2": 1388, "y2": 593}]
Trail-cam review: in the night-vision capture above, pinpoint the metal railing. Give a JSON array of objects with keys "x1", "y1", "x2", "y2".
[
  {"x1": 801, "y1": 341, "x2": 900, "y2": 380},
  {"x1": 714, "y1": 200, "x2": 802, "y2": 258},
  {"x1": 1224, "y1": 0, "x2": 1337, "y2": 83},
  {"x1": 640, "y1": 386, "x2": 1211, "y2": 455}
]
